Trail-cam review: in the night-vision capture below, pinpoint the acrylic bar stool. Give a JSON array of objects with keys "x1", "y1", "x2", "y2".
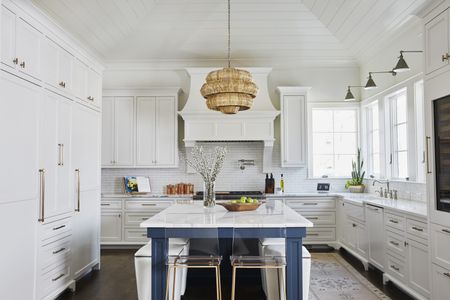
[
  {"x1": 165, "y1": 226, "x2": 222, "y2": 300},
  {"x1": 230, "y1": 227, "x2": 287, "y2": 300}
]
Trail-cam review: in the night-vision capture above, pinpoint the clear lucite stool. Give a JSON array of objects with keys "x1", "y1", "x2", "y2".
[
  {"x1": 230, "y1": 227, "x2": 287, "y2": 300},
  {"x1": 165, "y1": 226, "x2": 222, "y2": 300}
]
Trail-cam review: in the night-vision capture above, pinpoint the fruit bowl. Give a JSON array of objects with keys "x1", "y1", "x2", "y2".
[{"x1": 217, "y1": 200, "x2": 264, "y2": 212}]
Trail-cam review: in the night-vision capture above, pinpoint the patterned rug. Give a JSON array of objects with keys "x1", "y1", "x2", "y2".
[{"x1": 309, "y1": 253, "x2": 391, "y2": 300}]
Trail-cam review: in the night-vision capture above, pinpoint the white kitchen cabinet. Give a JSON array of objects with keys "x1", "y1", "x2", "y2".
[
  {"x1": 365, "y1": 204, "x2": 385, "y2": 271},
  {"x1": 41, "y1": 37, "x2": 73, "y2": 94},
  {"x1": 431, "y1": 264, "x2": 450, "y2": 300},
  {"x1": 72, "y1": 58, "x2": 87, "y2": 101},
  {"x1": 277, "y1": 87, "x2": 310, "y2": 167},
  {"x1": 72, "y1": 104, "x2": 101, "y2": 190},
  {"x1": 101, "y1": 96, "x2": 134, "y2": 167},
  {"x1": 39, "y1": 91, "x2": 73, "y2": 220},
  {"x1": 85, "y1": 68, "x2": 102, "y2": 108},
  {"x1": 425, "y1": 9, "x2": 449, "y2": 74},
  {"x1": 430, "y1": 222, "x2": 450, "y2": 270},
  {"x1": 101, "y1": 212, "x2": 123, "y2": 243},
  {"x1": 0, "y1": 71, "x2": 39, "y2": 204},
  {"x1": 71, "y1": 189, "x2": 100, "y2": 279},
  {"x1": 406, "y1": 239, "x2": 430, "y2": 296},
  {"x1": 336, "y1": 199, "x2": 346, "y2": 245},
  {"x1": 136, "y1": 96, "x2": 178, "y2": 167},
  {"x1": 355, "y1": 221, "x2": 368, "y2": 258},
  {"x1": 1, "y1": 4, "x2": 41, "y2": 80}
]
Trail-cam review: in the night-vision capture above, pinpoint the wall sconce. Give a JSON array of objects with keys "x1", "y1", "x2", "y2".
[
  {"x1": 344, "y1": 86, "x2": 365, "y2": 101},
  {"x1": 364, "y1": 70, "x2": 396, "y2": 90},
  {"x1": 393, "y1": 50, "x2": 423, "y2": 73}
]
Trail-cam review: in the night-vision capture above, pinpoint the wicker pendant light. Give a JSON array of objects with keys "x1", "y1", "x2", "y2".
[{"x1": 200, "y1": 0, "x2": 258, "y2": 114}]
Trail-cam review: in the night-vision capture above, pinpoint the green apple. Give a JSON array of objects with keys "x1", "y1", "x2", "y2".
[
  {"x1": 240, "y1": 196, "x2": 247, "y2": 203},
  {"x1": 246, "y1": 197, "x2": 253, "y2": 203},
  {"x1": 231, "y1": 200, "x2": 238, "y2": 204}
]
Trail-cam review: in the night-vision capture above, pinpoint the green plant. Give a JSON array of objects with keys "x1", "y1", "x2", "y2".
[{"x1": 345, "y1": 148, "x2": 365, "y2": 189}]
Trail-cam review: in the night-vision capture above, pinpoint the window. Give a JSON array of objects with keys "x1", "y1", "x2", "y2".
[
  {"x1": 365, "y1": 101, "x2": 380, "y2": 177},
  {"x1": 311, "y1": 107, "x2": 358, "y2": 178},
  {"x1": 388, "y1": 88, "x2": 408, "y2": 179}
]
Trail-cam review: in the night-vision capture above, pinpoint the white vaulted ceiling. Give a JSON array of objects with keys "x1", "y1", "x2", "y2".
[{"x1": 33, "y1": 0, "x2": 431, "y2": 65}]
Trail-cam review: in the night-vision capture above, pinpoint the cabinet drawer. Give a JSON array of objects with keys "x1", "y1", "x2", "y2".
[
  {"x1": 386, "y1": 230, "x2": 407, "y2": 259},
  {"x1": 37, "y1": 261, "x2": 71, "y2": 299},
  {"x1": 406, "y1": 218, "x2": 428, "y2": 241},
  {"x1": 386, "y1": 254, "x2": 406, "y2": 283},
  {"x1": 286, "y1": 198, "x2": 335, "y2": 210},
  {"x1": 301, "y1": 211, "x2": 336, "y2": 225},
  {"x1": 125, "y1": 200, "x2": 172, "y2": 211},
  {"x1": 344, "y1": 201, "x2": 365, "y2": 222},
  {"x1": 41, "y1": 217, "x2": 72, "y2": 244},
  {"x1": 304, "y1": 227, "x2": 336, "y2": 242},
  {"x1": 101, "y1": 200, "x2": 122, "y2": 210},
  {"x1": 431, "y1": 223, "x2": 450, "y2": 270},
  {"x1": 432, "y1": 264, "x2": 450, "y2": 300},
  {"x1": 384, "y1": 212, "x2": 406, "y2": 232},
  {"x1": 124, "y1": 212, "x2": 159, "y2": 227},
  {"x1": 39, "y1": 235, "x2": 71, "y2": 272},
  {"x1": 124, "y1": 228, "x2": 149, "y2": 243}
]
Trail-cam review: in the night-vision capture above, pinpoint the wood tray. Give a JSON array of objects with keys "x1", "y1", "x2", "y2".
[{"x1": 217, "y1": 201, "x2": 264, "y2": 212}]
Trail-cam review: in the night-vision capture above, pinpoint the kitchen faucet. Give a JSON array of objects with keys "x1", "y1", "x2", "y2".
[{"x1": 371, "y1": 176, "x2": 397, "y2": 199}]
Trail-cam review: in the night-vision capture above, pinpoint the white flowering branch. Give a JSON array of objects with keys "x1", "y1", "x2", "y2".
[{"x1": 186, "y1": 145, "x2": 227, "y2": 183}]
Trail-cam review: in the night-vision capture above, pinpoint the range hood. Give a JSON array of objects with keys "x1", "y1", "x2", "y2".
[{"x1": 179, "y1": 68, "x2": 280, "y2": 172}]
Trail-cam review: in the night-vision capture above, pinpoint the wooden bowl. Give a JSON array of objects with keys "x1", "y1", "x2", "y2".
[{"x1": 217, "y1": 201, "x2": 264, "y2": 212}]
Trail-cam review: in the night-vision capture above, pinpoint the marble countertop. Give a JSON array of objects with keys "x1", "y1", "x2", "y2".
[
  {"x1": 267, "y1": 192, "x2": 427, "y2": 218},
  {"x1": 102, "y1": 193, "x2": 193, "y2": 199},
  {"x1": 140, "y1": 201, "x2": 314, "y2": 228}
]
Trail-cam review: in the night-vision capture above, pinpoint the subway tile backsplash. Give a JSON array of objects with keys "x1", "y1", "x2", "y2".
[{"x1": 101, "y1": 141, "x2": 426, "y2": 201}]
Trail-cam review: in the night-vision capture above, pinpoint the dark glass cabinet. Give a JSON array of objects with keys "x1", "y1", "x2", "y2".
[{"x1": 434, "y1": 96, "x2": 450, "y2": 212}]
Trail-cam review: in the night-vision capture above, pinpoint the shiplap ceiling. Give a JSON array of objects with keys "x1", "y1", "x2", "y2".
[{"x1": 33, "y1": 0, "x2": 431, "y2": 65}]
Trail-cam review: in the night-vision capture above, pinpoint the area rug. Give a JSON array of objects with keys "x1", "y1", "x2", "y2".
[{"x1": 309, "y1": 253, "x2": 391, "y2": 300}]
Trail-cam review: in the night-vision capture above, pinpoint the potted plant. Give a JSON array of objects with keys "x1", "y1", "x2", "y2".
[{"x1": 345, "y1": 148, "x2": 366, "y2": 193}]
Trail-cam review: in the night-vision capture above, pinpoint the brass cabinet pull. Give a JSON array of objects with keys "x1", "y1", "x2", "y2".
[
  {"x1": 352, "y1": 223, "x2": 357, "y2": 227},
  {"x1": 389, "y1": 241, "x2": 399, "y2": 246},
  {"x1": 303, "y1": 203, "x2": 318, "y2": 206},
  {"x1": 53, "y1": 225, "x2": 66, "y2": 231},
  {"x1": 307, "y1": 233, "x2": 319, "y2": 236},
  {"x1": 12, "y1": 58, "x2": 18, "y2": 64},
  {"x1": 141, "y1": 234, "x2": 147, "y2": 237},
  {"x1": 58, "y1": 144, "x2": 64, "y2": 166},
  {"x1": 52, "y1": 247, "x2": 66, "y2": 254},
  {"x1": 411, "y1": 226, "x2": 423, "y2": 232},
  {"x1": 307, "y1": 217, "x2": 319, "y2": 220},
  {"x1": 101, "y1": 203, "x2": 110, "y2": 206},
  {"x1": 426, "y1": 136, "x2": 431, "y2": 174},
  {"x1": 444, "y1": 272, "x2": 450, "y2": 278},
  {"x1": 75, "y1": 169, "x2": 81, "y2": 212},
  {"x1": 442, "y1": 53, "x2": 449, "y2": 62},
  {"x1": 389, "y1": 219, "x2": 399, "y2": 224},
  {"x1": 38, "y1": 169, "x2": 45, "y2": 222},
  {"x1": 141, "y1": 203, "x2": 156, "y2": 206},
  {"x1": 20, "y1": 61, "x2": 25, "y2": 68},
  {"x1": 442, "y1": 229, "x2": 450, "y2": 234},
  {"x1": 52, "y1": 274, "x2": 65, "y2": 282}
]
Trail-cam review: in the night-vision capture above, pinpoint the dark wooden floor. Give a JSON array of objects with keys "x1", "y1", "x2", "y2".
[{"x1": 58, "y1": 248, "x2": 414, "y2": 300}]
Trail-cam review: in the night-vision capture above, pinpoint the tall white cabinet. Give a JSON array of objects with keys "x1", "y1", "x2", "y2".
[
  {"x1": 102, "y1": 89, "x2": 181, "y2": 168},
  {"x1": 0, "y1": 1, "x2": 102, "y2": 299},
  {"x1": 277, "y1": 87, "x2": 310, "y2": 168},
  {"x1": 423, "y1": 1, "x2": 450, "y2": 299}
]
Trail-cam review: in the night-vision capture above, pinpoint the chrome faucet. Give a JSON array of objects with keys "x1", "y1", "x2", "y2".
[{"x1": 371, "y1": 176, "x2": 392, "y2": 198}]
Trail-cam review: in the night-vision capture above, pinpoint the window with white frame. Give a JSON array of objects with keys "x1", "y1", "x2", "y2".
[
  {"x1": 365, "y1": 101, "x2": 380, "y2": 177},
  {"x1": 311, "y1": 107, "x2": 359, "y2": 178},
  {"x1": 387, "y1": 88, "x2": 408, "y2": 179}
]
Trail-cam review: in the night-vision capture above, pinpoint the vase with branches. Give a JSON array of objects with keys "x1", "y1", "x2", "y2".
[
  {"x1": 186, "y1": 145, "x2": 227, "y2": 208},
  {"x1": 345, "y1": 148, "x2": 366, "y2": 193}
]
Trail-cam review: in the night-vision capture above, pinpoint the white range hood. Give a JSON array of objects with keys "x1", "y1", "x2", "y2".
[{"x1": 179, "y1": 68, "x2": 280, "y2": 172}]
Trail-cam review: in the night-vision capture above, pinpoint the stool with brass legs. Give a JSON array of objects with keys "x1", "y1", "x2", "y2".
[
  {"x1": 164, "y1": 226, "x2": 222, "y2": 300},
  {"x1": 230, "y1": 227, "x2": 286, "y2": 300}
]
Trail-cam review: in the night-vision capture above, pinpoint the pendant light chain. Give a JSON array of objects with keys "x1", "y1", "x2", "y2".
[{"x1": 227, "y1": 0, "x2": 231, "y2": 68}]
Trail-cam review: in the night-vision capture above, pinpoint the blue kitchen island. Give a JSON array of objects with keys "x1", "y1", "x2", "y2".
[{"x1": 141, "y1": 201, "x2": 313, "y2": 300}]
